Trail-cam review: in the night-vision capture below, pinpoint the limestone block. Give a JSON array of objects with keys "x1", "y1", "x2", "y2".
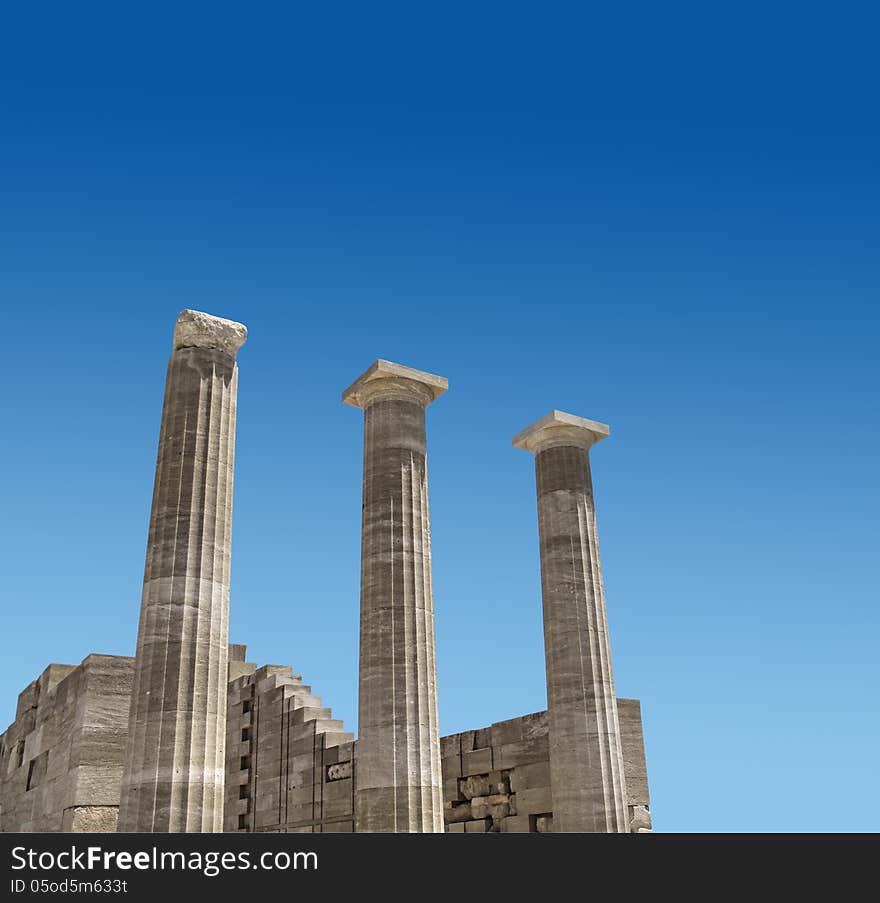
[
  {"x1": 629, "y1": 805, "x2": 652, "y2": 832},
  {"x1": 441, "y1": 755, "x2": 463, "y2": 779},
  {"x1": 490, "y1": 717, "x2": 526, "y2": 748},
  {"x1": 509, "y1": 761, "x2": 551, "y2": 793},
  {"x1": 447, "y1": 822, "x2": 465, "y2": 833},
  {"x1": 443, "y1": 777, "x2": 463, "y2": 801},
  {"x1": 70, "y1": 765, "x2": 124, "y2": 806},
  {"x1": 62, "y1": 805, "x2": 119, "y2": 833},
  {"x1": 440, "y1": 735, "x2": 460, "y2": 759},
  {"x1": 320, "y1": 731, "x2": 354, "y2": 748},
  {"x1": 327, "y1": 761, "x2": 352, "y2": 782},
  {"x1": 473, "y1": 728, "x2": 491, "y2": 749},
  {"x1": 229, "y1": 662, "x2": 257, "y2": 682},
  {"x1": 516, "y1": 787, "x2": 553, "y2": 815},
  {"x1": 323, "y1": 792, "x2": 353, "y2": 820},
  {"x1": 16, "y1": 681, "x2": 39, "y2": 720},
  {"x1": 470, "y1": 795, "x2": 511, "y2": 820},
  {"x1": 502, "y1": 815, "x2": 532, "y2": 833},
  {"x1": 444, "y1": 802, "x2": 472, "y2": 824},
  {"x1": 323, "y1": 779, "x2": 352, "y2": 802},
  {"x1": 286, "y1": 785, "x2": 316, "y2": 806},
  {"x1": 520, "y1": 711, "x2": 549, "y2": 739},
  {"x1": 463, "y1": 748, "x2": 493, "y2": 776},
  {"x1": 459, "y1": 772, "x2": 510, "y2": 799},
  {"x1": 39, "y1": 664, "x2": 77, "y2": 696},
  {"x1": 465, "y1": 818, "x2": 492, "y2": 833},
  {"x1": 488, "y1": 771, "x2": 511, "y2": 795},
  {"x1": 459, "y1": 774, "x2": 491, "y2": 799},
  {"x1": 291, "y1": 737, "x2": 320, "y2": 757},
  {"x1": 496, "y1": 736, "x2": 549, "y2": 770},
  {"x1": 618, "y1": 698, "x2": 650, "y2": 807}
]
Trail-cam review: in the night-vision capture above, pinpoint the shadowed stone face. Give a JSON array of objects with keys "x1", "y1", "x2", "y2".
[
  {"x1": 118, "y1": 309, "x2": 246, "y2": 833},
  {"x1": 344, "y1": 361, "x2": 446, "y2": 832},
  {"x1": 515, "y1": 411, "x2": 630, "y2": 833}
]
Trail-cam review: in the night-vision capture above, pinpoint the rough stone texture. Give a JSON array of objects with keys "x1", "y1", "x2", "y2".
[
  {"x1": 0, "y1": 656, "x2": 133, "y2": 832},
  {"x1": 439, "y1": 705, "x2": 649, "y2": 833},
  {"x1": 514, "y1": 411, "x2": 630, "y2": 833},
  {"x1": 2, "y1": 660, "x2": 650, "y2": 834},
  {"x1": 618, "y1": 698, "x2": 652, "y2": 831},
  {"x1": 172, "y1": 309, "x2": 248, "y2": 357},
  {"x1": 224, "y1": 660, "x2": 355, "y2": 834},
  {"x1": 343, "y1": 361, "x2": 447, "y2": 833},
  {"x1": 118, "y1": 309, "x2": 246, "y2": 833}
]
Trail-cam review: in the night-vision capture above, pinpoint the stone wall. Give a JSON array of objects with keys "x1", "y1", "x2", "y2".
[
  {"x1": 226, "y1": 657, "x2": 355, "y2": 833},
  {"x1": 441, "y1": 703, "x2": 651, "y2": 833},
  {"x1": 2, "y1": 651, "x2": 651, "y2": 833},
  {"x1": 0, "y1": 655, "x2": 133, "y2": 832}
]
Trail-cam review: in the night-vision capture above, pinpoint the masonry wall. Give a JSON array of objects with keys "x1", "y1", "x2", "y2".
[
  {"x1": 441, "y1": 702, "x2": 651, "y2": 833},
  {"x1": 0, "y1": 655, "x2": 133, "y2": 832},
  {"x1": 226, "y1": 656, "x2": 355, "y2": 834},
  {"x1": 2, "y1": 652, "x2": 651, "y2": 834}
]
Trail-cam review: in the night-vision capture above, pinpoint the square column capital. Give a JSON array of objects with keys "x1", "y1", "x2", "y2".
[
  {"x1": 513, "y1": 410, "x2": 610, "y2": 455},
  {"x1": 342, "y1": 360, "x2": 448, "y2": 409}
]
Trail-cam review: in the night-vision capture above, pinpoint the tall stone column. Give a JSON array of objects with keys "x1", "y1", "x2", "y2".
[
  {"x1": 118, "y1": 309, "x2": 247, "y2": 833},
  {"x1": 343, "y1": 360, "x2": 447, "y2": 832},
  {"x1": 513, "y1": 410, "x2": 629, "y2": 833}
]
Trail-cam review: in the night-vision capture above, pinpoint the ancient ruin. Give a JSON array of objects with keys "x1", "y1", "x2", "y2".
[{"x1": 0, "y1": 310, "x2": 651, "y2": 834}]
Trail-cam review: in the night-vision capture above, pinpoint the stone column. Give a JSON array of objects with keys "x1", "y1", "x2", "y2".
[
  {"x1": 118, "y1": 309, "x2": 247, "y2": 833},
  {"x1": 513, "y1": 410, "x2": 629, "y2": 833},
  {"x1": 343, "y1": 360, "x2": 447, "y2": 832}
]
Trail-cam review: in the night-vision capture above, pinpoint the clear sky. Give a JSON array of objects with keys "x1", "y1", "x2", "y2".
[{"x1": 1, "y1": 3, "x2": 877, "y2": 832}]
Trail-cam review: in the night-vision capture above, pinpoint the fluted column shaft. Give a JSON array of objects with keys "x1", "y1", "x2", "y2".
[
  {"x1": 515, "y1": 411, "x2": 629, "y2": 833},
  {"x1": 343, "y1": 361, "x2": 447, "y2": 832},
  {"x1": 119, "y1": 310, "x2": 246, "y2": 833}
]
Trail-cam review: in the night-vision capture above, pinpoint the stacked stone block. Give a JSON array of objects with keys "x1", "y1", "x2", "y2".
[
  {"x1": 440, "y1": 705, "x2": 650, "y2": 833},
  {"x1": 441, "y1": 712, "x2": 553, "y2": 833},
  {"x1": 0, "y1": 656, "x2": 133, "y2": 832},
  {"x1": 2, "y1": 653, "x2": 651, "y2": 833},
  {"x1": 225, "y1": 660, "x2": 355, "y2": 833}
]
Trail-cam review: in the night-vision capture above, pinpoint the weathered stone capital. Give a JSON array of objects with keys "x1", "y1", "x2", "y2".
[
  {"x1": 173, "y1": 309, "x2": 248, "y2": 358},
  {"x1": 342, "y1": 360, "x2": 448, "y2": 410},
  {"x1": 513, "y1": 410, "x2": 610, "y2": 455}
]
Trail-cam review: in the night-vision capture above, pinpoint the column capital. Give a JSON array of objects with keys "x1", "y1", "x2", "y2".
[
  {"x1": 173, "y1": 309, "x2": 248, "y2": 358},
  {"x1": 513, "y1": 409, "x2": 610, "y2": 455},
  {"x1": 342, "y1": 360, "x2": 448, "y2": 410}
]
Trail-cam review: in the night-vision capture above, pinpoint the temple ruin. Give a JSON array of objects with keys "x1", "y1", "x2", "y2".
[{"x1": 0, "y1": 310, "x2": 651, "y2": 834}]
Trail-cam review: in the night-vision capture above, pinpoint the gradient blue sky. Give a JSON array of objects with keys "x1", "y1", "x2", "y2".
[{"x1": 1, "y1": 3, "x2": 877, "y2": 831}]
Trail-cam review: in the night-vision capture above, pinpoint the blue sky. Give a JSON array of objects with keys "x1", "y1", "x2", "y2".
[{"x1": 1, "y1": 3, "x2": 877, "y2": 831}]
